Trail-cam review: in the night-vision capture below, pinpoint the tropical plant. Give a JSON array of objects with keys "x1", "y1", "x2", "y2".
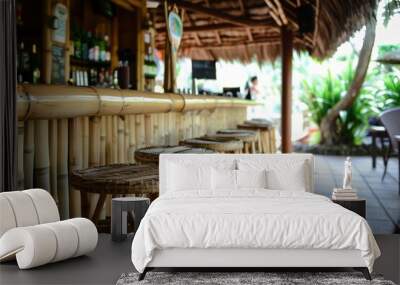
[
  {"x1": 375, "y1": 73, "x2": 400, "y2": 111},
  {"x1": 301, "y1": 61, "x2": 375, "y2": 145},
  {"x1": 383, "y1": 0, "x2": 400, "y2": 26},
  {"x1": 301, "y1": 71, "x2": 342, "y2": 126}
]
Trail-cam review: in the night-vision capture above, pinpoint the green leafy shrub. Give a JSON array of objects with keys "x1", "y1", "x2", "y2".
[
  {"x1": 375, "y1": 73, "x2": 400, "y2": 111},
  {"x1": 301, "y1": 62, "x2": 374, "y2": 145}
]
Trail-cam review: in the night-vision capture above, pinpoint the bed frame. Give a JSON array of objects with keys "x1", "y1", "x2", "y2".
[
  {"x1": 139, "y1": 248, "x2": 371, "y2": 280},
  {"x1": 138, "y1": 154, "x2": 372, "y2": 281}
]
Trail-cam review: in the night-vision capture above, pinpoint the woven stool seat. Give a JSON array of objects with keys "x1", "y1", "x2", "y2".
[
  {"x1": 237, "y1": 123, "x2": 276, "y2": 153},
  {"x1": 135, "y1": 145, "x2": 215, "y2": 164},
  {"x1": 238, "y1": 122, "x2": 271, "y2": 130},
  {"x1": 215, "y1": 130, "x2": 257, "y2": 153},
  {"x1": 245, "y1": 118, "x2": 273, "y2": 126},
  {"x1": 71, "y1": 163, "x2": 159, "y2": 226},
  {"x1": 216, "y1": 129, "x2": 257, "y2": 142},
  {"x1": 180, "y1": 136, "x2": 243, "y2": 153}
]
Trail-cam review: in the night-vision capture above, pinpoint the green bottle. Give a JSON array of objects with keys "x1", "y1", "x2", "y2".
[{"x1": 74, "y1": 28, "x2": 82, "y2": 59}]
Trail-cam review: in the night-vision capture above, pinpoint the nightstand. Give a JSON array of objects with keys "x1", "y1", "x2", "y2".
[{"x1": 332, "y1": 199, "x2": 366, "y2": 218}]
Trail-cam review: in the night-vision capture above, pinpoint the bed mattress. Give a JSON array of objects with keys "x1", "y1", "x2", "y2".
[{"x1": 131, "y1": 190, "x2": 380, "y2": 273}]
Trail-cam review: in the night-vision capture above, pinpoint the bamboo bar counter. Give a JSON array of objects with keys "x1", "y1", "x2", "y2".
[{"x1": 16, "y1": 84, "x2": 257, "y2": 219}]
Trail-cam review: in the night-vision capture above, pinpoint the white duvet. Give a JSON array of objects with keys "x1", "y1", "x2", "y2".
[{"x1": 131, "y1": 190, "x2": 380, "y2": 273}]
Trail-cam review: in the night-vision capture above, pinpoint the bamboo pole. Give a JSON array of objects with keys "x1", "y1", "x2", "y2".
[
  {"x1": 69, "y1": 117, "x2": 83, "y2": 217},
  {"x1": 17, "y1": 85, "x2": 255, "y2": 120},
  {"x1": 17, "y1": 122, "x2": 24, "y2": 190},
  {"x1": 82, "y1": 116, "x2": 89, "y2": 217},
  {"x1": 136, "y1": 0, "x2": 146, "y2": 91},
  {"x1": 89, "y1": 117, "x2": 101, "y2": 168},
  {"x1": 49, "y1": 119, "x2": 58, "y2": 200},
  {"x1": 100, "y1": 116, "x2": 106, "y2": 165},
  {"x1": 168, "y1": 112, "x2": 177, "y2": 145},
  {"x1": 281, "y1": 26, "x2": 293, "y2": 153},
  {"x1": 128, "y1": 115, "x2": 136, "y2": 162},
  {"x1": 42, "y1": 0, "x2": 52, "y2": 84},
  {"x1": 136, "y1": 114, "x2": 145, "y2": 149},
  {"x1": 34, "y1": 120, "x2": 50, "y2": 191},
  {"x1": 57, "y1": 119, "x2": 69, "y2": 219},
  {"x1": 106, "y1": 116, "x2": 113, "y2": 165},
  {"x1": 82, "y1": 117, "x2": 89, "y2": 168},
  {"x1": 89, "y1": 116, "x2": 101, "y2": 217},
  {"x1": 99, "y1": 116, "x2": 106, "y2": 220},
  {"x1": 177, "y1": 112, "x2": 184, "y2": 141},
  {"x1": 144, "y1": 114, "x2": 153, "y2": 146},
  {"x1": 152, "y1": 114, "x2": 159, "y2": 145},
  {"x1": 112, "y1": 116, "x2": 118, "y2": 163},
  {"x1": 124, "y1": 116, "x2": 130, "y2": 162},
  {"x1": 159, "y1": 113, "x2": 166, "y2": 145},
  {"x1": 118, "y1": 116, "x2": 125, "y2": 163},
  {"x1": 24, "y1": 121, "x2": 35, "y2": 189},
  {"x1": 164, "y1": 113, "x2": 170, "y2": 145}
]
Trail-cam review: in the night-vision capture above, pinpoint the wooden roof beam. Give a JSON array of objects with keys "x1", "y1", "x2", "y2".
[
  {"x1": 167, "y1": 0, "x2": 272, "y2": 27},
  {"x1": 264, "y1": 0, "x2": 283, "y2": 26},
  {"x1": 273, "y1": 0, "x2": 289, "y2": 25},
  {"x1": 177, "y1": 37, "x2": 282, "y2": 49},
  {"x1": 156, "y1": 22, "x2": 275, "y2": 34},
  {"x1": 237, "y1": 0, "x2": 254, "y2": 42}
]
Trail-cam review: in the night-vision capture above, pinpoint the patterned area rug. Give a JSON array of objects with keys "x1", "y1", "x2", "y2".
[{"x1": 116, "y1": 272, "x2": 395, "y2": 285}]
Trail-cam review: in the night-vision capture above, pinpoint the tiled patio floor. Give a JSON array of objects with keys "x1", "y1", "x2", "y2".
[{"x1": 314, "y1": 155, "x2": 400, "y2": 234}]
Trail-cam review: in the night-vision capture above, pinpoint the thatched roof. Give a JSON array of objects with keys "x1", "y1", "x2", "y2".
[{"x1": 152, "y1": 0, "x2": 378, "y2": 62}]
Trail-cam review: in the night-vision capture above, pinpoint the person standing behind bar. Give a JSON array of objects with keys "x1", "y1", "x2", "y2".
[
  {"x1": 245, "y1": 76, "x2": 262, "y2": 119},
  {"x1": 245, "y1": 76, "x2": 259, "y2": 100}
]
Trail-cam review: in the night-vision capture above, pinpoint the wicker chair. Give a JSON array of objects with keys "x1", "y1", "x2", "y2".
[{"x1": 379, "y1": 107, "x2": 400, "y2": 195}]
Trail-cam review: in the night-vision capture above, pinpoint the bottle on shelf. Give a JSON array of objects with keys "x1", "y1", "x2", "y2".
[
  {"x1": 93, "y1": 32, "x2": 100, "y2": 62},
  {"x1": 81, "y1": 30, "x2": 89, "y2": 61},
  {"x1": 17, "y1": 42, "x2": 24, "y2": 83},
  {"x1": 18, "y1": 42, "x2": 31, "y2": 83},
  {"x1": 30, "y1": 44, "x2": 41, "y2": 84},
  {"x1": 104, "y1": 35, "x2": 111, "y2": 62},
  {"x1": 74, "y1": 28, "x2": 82, "y2": 59},
  {"x1": 100, "y1": 35, "x2": 106, "y2": 62},
  {"x1": 88, "y1": 31, "x2": 94, "y2": 61}
]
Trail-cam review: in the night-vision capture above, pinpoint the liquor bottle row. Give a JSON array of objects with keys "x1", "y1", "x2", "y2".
[
  {"x1": 71, "y1": 24, "x2": 111, "y2": 63},
  {"x1": 144, "y1": 54, "x2": 157, "y2": 79},
  {"x1": 17, "y1": 42, "x2": 41, "y2": 84},
  {"x1": 69, "y1": 67, "x2": 115, "y2": 88}
]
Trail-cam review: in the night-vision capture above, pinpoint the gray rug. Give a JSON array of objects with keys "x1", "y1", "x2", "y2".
[{"x1": 116, "y1": 272, "x2": 396, "y2": 285}]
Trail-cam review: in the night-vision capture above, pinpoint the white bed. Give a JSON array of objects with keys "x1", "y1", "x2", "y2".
[{"x1": 131, "y1": 154, "x2": 380, "y2": 280}]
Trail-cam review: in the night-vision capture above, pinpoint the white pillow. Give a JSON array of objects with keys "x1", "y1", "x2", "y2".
[
  {"x1": 236, "y1": 169, "x2": 267, "y2": 189},
  {"x1": 211, "y1": 168, "x2": 237, "y2": 190},
  {"x1": 167, "y1": 162, "x2": 212, "y2": 191},
  {"x1": 238, "y1": 158, "x2": 309, "y2": 191},
  {"x1": 266, "y1": 162, "x2": 307, "y2": 191}
]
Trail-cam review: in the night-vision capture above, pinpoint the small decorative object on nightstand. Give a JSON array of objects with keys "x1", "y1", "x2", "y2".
[
  {"x1": 111, "y1": 197, "x2": 150, "y2": 242},
  {"x1": 332, "y1": 199, "x2": 366, "y2": 218},
  {"x1": 332, "y1": 157, "x2": 359, "y2": 200}
]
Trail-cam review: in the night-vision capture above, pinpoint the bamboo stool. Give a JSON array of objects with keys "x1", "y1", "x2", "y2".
[
  {"x1": 237, "y1": 122, "x2": 276, "y2": 153},
  {"x1": 215, "y1": 130, "x2": 257, "y2": 153},
  {"x1": 135, "y1": 145, "x2": 215, "y2": 164},
  {"x1": 71, "y1": 163, "x2": 159, "y2": 228},
  {"x1": 180, "y1": 136, "x2": 243, "y2": 153}
]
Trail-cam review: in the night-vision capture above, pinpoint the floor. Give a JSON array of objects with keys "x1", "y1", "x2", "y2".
[
  {"x1": 0, "y1": 234, "x2": 134, "y2": 285},
  {"x1": 314, "y1": 155, "x2": 400, "y2": 234},
  {"x1": 1, "y1": 234, "x2": 399, "y2": 285},
  {"x1": 1, "y1": 155, "x2": 399, "y2": 285}
]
